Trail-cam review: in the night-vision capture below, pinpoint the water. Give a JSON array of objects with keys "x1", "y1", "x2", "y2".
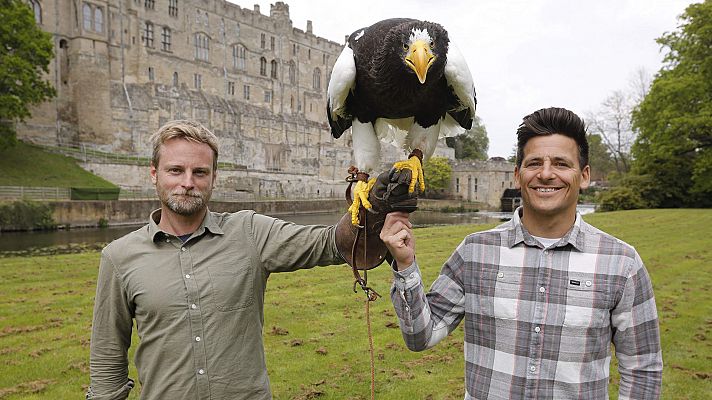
[{"x1": 0, "y1": 205, "x2": 595, "y2": 253}]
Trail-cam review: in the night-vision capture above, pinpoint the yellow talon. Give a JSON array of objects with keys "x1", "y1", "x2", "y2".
[
  {"x1": 393, "y1": 155, "x2": 425, "y2": 193},
  {"x1": 349, "y1": 178, "x2": 376, "y2": 225}
]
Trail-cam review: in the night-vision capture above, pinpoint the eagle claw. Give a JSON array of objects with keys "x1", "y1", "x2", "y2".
[{"x1": 392, "y1": 155, "x2": 425, "y2": 194}]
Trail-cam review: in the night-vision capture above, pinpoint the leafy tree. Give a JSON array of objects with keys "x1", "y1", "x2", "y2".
[
  {"x1": 631, "y1": 0, "x2": 712, "y2": 208},
  {"x1": 0, "y1": 0, "x2": 56, "y2": 148},
  {"x1": 423, "y1": 156, "x2": 452, "y2": 196},
  {"x1": 446, "y1": 116, "x2": 489, "y2": 160},
  {"x1": 586, "y1": 133, "x2": 616, "y2": 181}
]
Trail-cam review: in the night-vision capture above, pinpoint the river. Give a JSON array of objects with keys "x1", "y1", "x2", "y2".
[{"x1": 0, "y1": 205, "x2": 595, "y2": 253}]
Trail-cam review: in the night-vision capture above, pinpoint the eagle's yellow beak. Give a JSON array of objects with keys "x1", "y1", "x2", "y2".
[{"x1": 405, "y1": 40, "x2": 436, "y2": 84}]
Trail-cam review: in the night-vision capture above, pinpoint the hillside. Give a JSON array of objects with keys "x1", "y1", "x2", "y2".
[{"x1": 0, "y1": 141, "x2": 116, "y2": 188}]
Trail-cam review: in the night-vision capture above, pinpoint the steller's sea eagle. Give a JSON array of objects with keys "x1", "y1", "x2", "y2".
[{"x1": 327, "y1": 18, "x2": 477, "y2": 224}]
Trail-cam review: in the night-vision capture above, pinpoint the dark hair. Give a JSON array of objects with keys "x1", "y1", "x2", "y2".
[{"x1": 515, "y1": 107, "x2": 588, "y2": 168}]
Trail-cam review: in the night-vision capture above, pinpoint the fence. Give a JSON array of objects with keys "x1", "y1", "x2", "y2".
[{"x1": 0, "y1": 186, "x2": 71, "y2": 201}]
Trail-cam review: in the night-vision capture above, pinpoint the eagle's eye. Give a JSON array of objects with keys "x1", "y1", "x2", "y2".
[
  {"x1": 430, "y1": 40, "x2": 435, "y2": 48},
  {"x1": 402, "y1": 43, "x2": 408, "y2": 50}
]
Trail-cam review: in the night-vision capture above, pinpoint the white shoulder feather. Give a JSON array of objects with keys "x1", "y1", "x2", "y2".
[
  {"x1": 444, "y1": 41, "x2": 476, "y2": 115},
  {"x1": 327, "y1": 46, "x2": 356, "y2": 120}
]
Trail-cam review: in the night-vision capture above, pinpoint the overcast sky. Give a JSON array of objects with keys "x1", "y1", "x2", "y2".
[{"x1": 234, "y1": 0, "x2": 693, "y2": 158}]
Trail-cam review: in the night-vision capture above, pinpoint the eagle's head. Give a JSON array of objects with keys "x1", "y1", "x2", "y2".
[{"x1": 375, "y1": 20, "x2": 449, "y2": 88}]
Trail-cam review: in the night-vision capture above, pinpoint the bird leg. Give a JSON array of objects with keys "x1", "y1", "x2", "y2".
[
  {"x1": 346, "y1": 167, "x2": 376, "y2": 226},
  {"x1": 392, "y1": 149, "x2": 425, "y2": 194}
]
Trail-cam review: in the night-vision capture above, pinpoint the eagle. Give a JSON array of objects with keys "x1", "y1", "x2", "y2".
[{"x1": 327, "y1": 18, "x2": 477, "y2": 224}]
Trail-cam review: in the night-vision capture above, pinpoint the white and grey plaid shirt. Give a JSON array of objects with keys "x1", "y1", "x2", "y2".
[{"x1": 391, "y1": 209, "x2": 662, "y2": 399}]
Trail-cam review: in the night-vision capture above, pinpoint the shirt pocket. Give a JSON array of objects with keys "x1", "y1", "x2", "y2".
[
  {"x1": 481, "y1": 269, "x2": 523, "y2": 320},
  {"x1": 206, "y1": 259, "x2": 255, "y2": 311},
  {"x1": 562, "y1": 276, "x2": 608, "y2": 327}
]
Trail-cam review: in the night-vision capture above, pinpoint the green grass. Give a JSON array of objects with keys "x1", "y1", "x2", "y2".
[
  {"x1": 0, "y1": 209, "x2": 711, "y2": 399},
  {"x1": 0, "y1": 141, "x2": 116, "y2": 188}
]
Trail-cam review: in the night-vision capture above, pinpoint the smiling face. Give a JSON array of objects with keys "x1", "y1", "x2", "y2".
[
  {"x1": 515, "y1": 134, "x2": 590, "y2": 225},
  {"x1": 150, "y1": 138, "x2": 216, "y2": 219}
]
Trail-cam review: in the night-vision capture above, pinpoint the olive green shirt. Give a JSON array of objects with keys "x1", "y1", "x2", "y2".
[{"x1": 88, "y1": 209, "x2": 344, "y2": 400}]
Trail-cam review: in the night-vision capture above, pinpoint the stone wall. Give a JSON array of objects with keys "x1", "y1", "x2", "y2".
[{"x1": 450, "y1": 160, "x2": 516, "y2": 210}]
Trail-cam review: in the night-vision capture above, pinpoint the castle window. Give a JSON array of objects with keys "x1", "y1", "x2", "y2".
[
  {"x1": 161, "y1": 27, "x2": 171, "y2": 51},
  {"x1": 168, "y1": 0, "x2": 178, "y2": 17},
  {"x1": 312, "y1": 68, "x2": 321, "y2": 90},
  {"x1": 227, "y1": 81, "x2": 235, "y2": 96},
  {"x1": 144, "y1": 0, "x2": 154, "y2": 10},
  {"x1": 141, "y1": 21, "x2": 154, "y2": 48},
  {"x1": 148, "y1": 67, "x2": 154, "y2": 81},
  {"x1": 456, "y1": 178, "x2": 460, "y2": 193},
  {"x1": 475, "y1": 178, "x2": 478, "y2": 192},
  {"x1": 193, "y1": 73, "x2": 202, "y2": 89},
  {"x1": 292, "y1": 44, "x2": 296, "y2": 55},
  {"x1": 270, "y1": 60, "x2": 278, "y2": 79},
  {"x1": 243, "y1": 85, "x2": 250, "y2": 100},
  {"x1": 28, "y1": 0, "x2": 42, "y2": 24},
  {"x1": 264, "y1": 90, "x2": 271, "y2": 103},
  {"x1": 194, "y1": 33, "x2": 209, "y2": 61},
  {"x1": 173, "y1": 72, "x2": 178, "y2": 87},
  {"x1": 94, "y1": 7, "x2": 103, "y2": 32},
  {"x1": 322, "y1": 53, "x2": 326, "y2": 64},
  {"x1": 288, "y1": 61, "x2": 296, "y2": 85},
  {"x1": 308, "y1": 49, "x2": 311, "y2": 59},
  {"x1": 270, "y1": 36, "x2": 275, "y2": 51},
  {"x1": 259, "y1": 57, "x2": 267, "y2": 76},
  {"x1": 82, "y1": 3, "x2": 103, "y2": 33},
  {"x1": 260, "y1": 33, "x2": 265, "y2": 49},
  {"x1": 232, "y1": 44, "x2": 245, "y2": 70},
  {"x1": 83, "y1": 4, "x2": 92, "y2": 30}
]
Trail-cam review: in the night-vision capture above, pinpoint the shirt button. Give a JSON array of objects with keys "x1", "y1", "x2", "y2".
[
  {"x1": 191, "y1": 303, "x2": 197, "y2": 309},
  {"x1": 198, "y1": 369, "x2": 205, "y2": 375},
  {"x1": 165, "y1": 239, "x2": 170, "y2": 243},
  {"x1": 409, "y1": 273, "x2": 415, "y2": 279},
  {"x1": 543, "y1": 250, "x2": 548, "y2": 255},
  {"x1": 405, "y1": 306, "x2": 410, "y2": 312},
  {"x1": 497, "y1": 272, "x2": 504, "y2": 278},
  {"x1": 195, "y1": 336, "x2": 201, "y2": 342},
  {"x1": 534, "y1": 326, "x2": 541, "y2": 333},
  {"x1": 185, "y1": 274, "x2": 191, "y2": 279},
  {"x1": 400, "y1": 278, "x2": 405, "y2": 283},
  {"x1": 585, "y1": 280, "x2": 592, "y2": 287},
  {"x1": 539, "y1": 287, "x2": 545, "y2": 293},
  {"x1": 181, "y1": 247, "x2": 186, "y2": 252},
  {"x1": 530, "y1": 366, "x2": 536, "y2": 372}
]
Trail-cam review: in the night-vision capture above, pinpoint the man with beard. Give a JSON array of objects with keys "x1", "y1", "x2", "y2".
[{"x1": 87, "y1": 120, "x2": 415, "y2": 399}]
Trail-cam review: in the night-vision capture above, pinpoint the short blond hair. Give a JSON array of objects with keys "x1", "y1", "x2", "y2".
[{"x1": 150, "y1": 120, "x2": 219, "y2": 171}]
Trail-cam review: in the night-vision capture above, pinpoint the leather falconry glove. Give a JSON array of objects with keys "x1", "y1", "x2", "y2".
[{"x1": 335, "y1": 168, "x2": 420, "y2": 270}]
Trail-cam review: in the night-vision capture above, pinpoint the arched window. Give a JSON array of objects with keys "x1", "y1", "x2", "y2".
[
  {"x1": 288, "y1": 61, "x2": 296, "y2": 85},
  {"x1": 28, "y1": 0, "x2": 42, "y2": 24},
  {"x1": 82, "y1": 4, "x2": 92, "y2": 30},
  {"x1": 313, "y1": 68, "x2": 321, "y2": 90},
  {"x1": 194, "y1": 33, "x2": 209, "y2": 61},
  {"x1": 142, "y1": 22, "x2": 154, "y2": 47},
  {"x1": 173, "y1": 72, "x2": 179, "y2": 87},
  {"x1": 270, "y1": 60, "x2": 278, "y2": 79},
  {"x1": 232, "y1": 44, "x2": 245, "y2": 70},
  {"x1": 260, "y1": 57, "x2": 267, "y2": 76},
  {"x1": 94, "y1": 7, "x2": 103, "y2": 32}
]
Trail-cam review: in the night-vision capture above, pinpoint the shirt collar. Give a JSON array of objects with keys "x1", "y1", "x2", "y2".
[
  {"x1": 507, "y1": 206, "x2": 586, "y2": 251},
  {"x1": 148, "y1": 208, "x2": 224, "y2": 242}
]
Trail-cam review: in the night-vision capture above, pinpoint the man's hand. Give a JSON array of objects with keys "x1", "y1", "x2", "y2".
[{"x1": 380, "y1": 212, "x2": 415, "y2": 270}]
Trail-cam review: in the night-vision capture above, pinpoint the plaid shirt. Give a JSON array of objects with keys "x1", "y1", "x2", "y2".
[{"x1": 391, "y1": 209, "x2": 662, "y2": 399}]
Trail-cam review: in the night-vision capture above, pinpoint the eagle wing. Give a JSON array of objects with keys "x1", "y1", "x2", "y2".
[
  {"x1": 444, "y1": 41, "x2": 477, "y2": 130},
  {"x1": 327, "y1": 45, "x2": 357, "y2": 139}
]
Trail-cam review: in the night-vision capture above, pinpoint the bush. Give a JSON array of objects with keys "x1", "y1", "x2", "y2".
[
  {"x1": 596, "y1": 187, "x2": 647, "y2": 212},
  {"x1": 0, "y1": 200, "x2": 56, "y2": 231}
]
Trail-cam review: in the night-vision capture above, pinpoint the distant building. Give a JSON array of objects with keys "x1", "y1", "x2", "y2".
[
  {"x1": 450, "y1": 159, "x2": 516, "y2": 210},
  {"x1": 500, "y1": 188, "x2": 522, "y2": 212}
]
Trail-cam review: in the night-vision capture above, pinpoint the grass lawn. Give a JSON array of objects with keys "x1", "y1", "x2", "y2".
[
  {"x1": 0, "y1": 209, "x2": 710, "y2": 399},
  {"x1": 0, "y1": 141, "x2": 116, "y2": 188}
]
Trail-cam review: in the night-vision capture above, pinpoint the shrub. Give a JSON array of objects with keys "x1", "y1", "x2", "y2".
[
  {"x1": 0, "y1": 200, "x2": 56, "y2": 231},
  {"x1": 596, "y1": 187, "x2": 647, "y2": 212}
]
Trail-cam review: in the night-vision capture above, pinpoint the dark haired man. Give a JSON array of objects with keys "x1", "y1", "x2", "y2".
[{"x1": 381, "y1": 107, "x2": 662, "y2": 399}]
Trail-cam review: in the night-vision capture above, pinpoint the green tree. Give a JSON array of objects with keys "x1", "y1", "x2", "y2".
[
  {"x1": 446, "y1": 116, "x2": 489, "y2": 160},
  {"x1": 586, "y1": 133, "x2": 616, "y2": 181},
  {"x1": 631, "y1": 0, "x2": 712, "y2": 208},
  {"x1": 423, "y1": 156, "x2": 452, "y2": 196},
  {"x1": 0, "y1": 0, "x2": 56, "y2": 148}
]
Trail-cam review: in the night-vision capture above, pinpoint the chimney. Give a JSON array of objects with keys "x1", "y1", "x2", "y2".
[
  {"x1": 253, "y1": 4, "x2": 260, "y2": 13},
  {"x1": 306, "y1": 20, "x2": 313, "y2": 34}
]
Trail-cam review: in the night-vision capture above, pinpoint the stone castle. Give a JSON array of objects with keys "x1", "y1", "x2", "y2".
[{"x1": 19, "y1": 0, "x2": 513, "y2": 207}]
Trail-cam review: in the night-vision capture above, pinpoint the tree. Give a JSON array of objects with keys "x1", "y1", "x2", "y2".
[
  {"x1": 446, "y1": 115, "x2": 489, "y2": 160},
  {"x1": 423, "y1": 156, "x2": 452, "y2": 196},
  {"x1": 586, "y1": 133, "x2": 616, "y2": 181},
  {"x1": 0, "y1": 0, "x2": 56, "y2": 148},
  {"x1": 631, "y1": 0, "x2": 712, "y2": 208},
  {"x1": 586, "y1": 90, "x2": 635, "y2": 174}
]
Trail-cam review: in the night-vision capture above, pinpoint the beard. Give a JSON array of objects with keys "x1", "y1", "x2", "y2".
[{"x1": 157, "y1": 185, "x2": 212, "y2": 216}]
